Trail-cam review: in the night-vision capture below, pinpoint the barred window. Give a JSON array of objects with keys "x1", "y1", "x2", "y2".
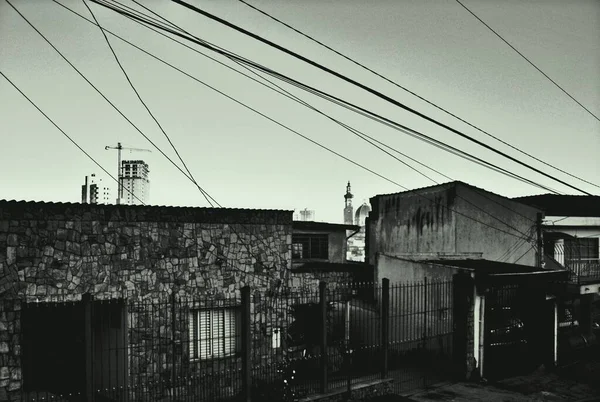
[
  {"x1": 565, "y1": 238, "x2": 599, "y2": 260},
  {"x1": 189, "y1": 308, "x2": 240, "y2": 360},
  {"x1": 292, "y1": 234, "x2": 328, "y2": 259}
]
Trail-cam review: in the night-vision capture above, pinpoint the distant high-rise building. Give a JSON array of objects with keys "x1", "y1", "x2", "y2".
[
  {"x1": 81, "y1": 174, "x2": 111, "y2": 204},
  {"x1": 120, "y1": 160, "x2": 149, "y2": 205},
  {"x1": 294, "y1": 208, "x2": 316, "y2": 221}
]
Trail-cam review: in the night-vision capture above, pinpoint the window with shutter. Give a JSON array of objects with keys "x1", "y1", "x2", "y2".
[{"x1": 189, "y1": 308, "x2": 240, "y2": 360}]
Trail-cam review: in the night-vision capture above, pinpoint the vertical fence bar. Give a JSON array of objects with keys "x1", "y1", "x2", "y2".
[
  {"x1": 241, "y1": 286, "x2": 251, "y2": 402},
  {"x1": 319, "y1": 281, "x2": 328, "y2": 394},
  {"x1": 83, "y1": 293, "x2": 94, "y2": 402},
  {"x1": 381, "y1": 278, "x2": 389, "y2": 379},
  {"x1": 171, "y1": 293, "x2": 177, "y2": 400},
  {"x1": 423, "y1": 277, "x2": 428, "y2": 387}
]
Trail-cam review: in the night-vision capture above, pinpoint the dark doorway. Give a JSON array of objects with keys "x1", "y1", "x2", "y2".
[
  {"x1": 21, "y1": 301, "x2": 86, "y2": 397},
  {"x1": 21, "y1": 298, "x2": 127, "y2": 401}
]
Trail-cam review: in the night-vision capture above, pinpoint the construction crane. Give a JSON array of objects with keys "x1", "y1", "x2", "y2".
[{"x1": 105, "y1": 142, "x2": 151, "y2": 204}]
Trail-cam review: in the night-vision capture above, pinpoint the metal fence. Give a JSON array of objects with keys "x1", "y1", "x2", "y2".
[{"x1": 7, "y1": 278, "x2": 455, "y2": 402}]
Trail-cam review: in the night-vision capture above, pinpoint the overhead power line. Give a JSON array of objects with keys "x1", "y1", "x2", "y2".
[
  {"x1": 170, "y1": 0, "x2": 594, "y2": 196},
  {"x1": 61, "y1": 1, "x2": 539, "y2": 245},
  {"x1": 455, "y1": 0, "x2": 600, "y2": 125},
  {"x1": 3, "y1": 0, "x2": 204, "y2": 202},
  {"x1": 86, "y1": 0, "x2": 562, "y2": 196},
  {"x1": 1, "y1": 70, "x2": 277, "y2": 288},
  {"x1": 237, "y1": 0, "x2": 600, "y2": 191},
  {"x1": 8, "y1": 0, "x2": 286, "y2": 284}
]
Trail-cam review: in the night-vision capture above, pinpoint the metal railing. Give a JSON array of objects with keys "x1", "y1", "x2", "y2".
[
  {"x1": 565, "y1": 258, "x2": 600, "y2": 283},
  {"x1": 7, "y1": 278, "x2": 456, "y2": 402}
]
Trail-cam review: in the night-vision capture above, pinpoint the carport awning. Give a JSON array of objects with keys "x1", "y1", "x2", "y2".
[{"x1": 423, "y1": 259, "x2": 569, "y2": 284}]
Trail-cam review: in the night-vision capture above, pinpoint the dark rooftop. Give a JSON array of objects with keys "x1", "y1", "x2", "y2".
[
  {"x1": 0, "y1": 199, "x2": 292, "y2": 224},
  {"x1": 293, "y1": 221, "x2": 360, "y2": 232},
  {"x1": 513, "y1": 194, "x2": 600, "y2": 217},
  {"x1": 371, "y1": 181, "x2": 529, "y2": 206},
  {"x1": 423, "y1": 258, "x2": 568, "y2": 277}
]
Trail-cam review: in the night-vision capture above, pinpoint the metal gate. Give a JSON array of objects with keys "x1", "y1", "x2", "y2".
[{"x1": 484, "y1": 284, "x2": 549, "y2": 380}]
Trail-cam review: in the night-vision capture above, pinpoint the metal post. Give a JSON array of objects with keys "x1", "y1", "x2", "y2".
[
  {"x1": 537, "y1": 212, "x2": 543, "y2": 267},
  {"x1": 423, "y1": 277, "x2": 428, "y2": 349},
  {"x1": 345, "y1": 300, "x2": 351, "y2": 396},
  {"x1": 241, "y1": 286, "x2": 251, "y2": 402},
  {"x1": 122, "y1": 298, "x2": 129, "y2": 401},
  {"x1": 170, "y1": 293, "x2": 176, "y2": 399},
  {"x1": 381, "y1": 278, "x2": 389, "y2": 379},
  {"x1": 83, "y1": 293, "x2": 94, "y2": 402},
  {"x1": 319, "y1": 281, "x2": 328, "y2": 394},
  {"x1": 423, "y1": 277, "x2": 428, "y2": 387}
]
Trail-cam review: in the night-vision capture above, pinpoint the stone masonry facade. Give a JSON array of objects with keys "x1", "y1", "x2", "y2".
[{"x1": 0, "y1": 201, "x2": 326, "y2": 401}]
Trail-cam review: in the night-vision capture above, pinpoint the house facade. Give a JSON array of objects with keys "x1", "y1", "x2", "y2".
[
  {"x1": 514, "y1": 194, "x2": 600, "y2": 362},
  {"x1": 366, "y1": 181, "x2": 543, "y2": 279},
  {"x1": 0, "y1": 200, "x2": 330, "y2": 401},
  {"x1": 365, "y1": 182, "x2": 568, "y2": 380},
  {"x1": 514, "y1": 194, "x2": 600, "y2": 285}
]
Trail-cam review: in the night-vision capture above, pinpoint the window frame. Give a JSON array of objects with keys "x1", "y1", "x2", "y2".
[
  {"x1": 188, "y1": 307, "x2": 241, "y2": 361},
  {"x1": 292, "y1": 233, "x2": 329, "y2": 260}
]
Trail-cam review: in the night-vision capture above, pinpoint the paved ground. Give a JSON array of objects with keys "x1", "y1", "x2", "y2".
[
  {"x1": 407, "y1": 364, "x2": 599, "y2": 402},
  {"x1": 365, "y1": 362, "x2": 600, "y2": 402}
]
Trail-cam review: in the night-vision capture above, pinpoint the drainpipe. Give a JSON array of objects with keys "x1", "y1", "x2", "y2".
[
  {"x1": 478, "y1": 293, "x2": 485, "y2": 379},
  {"x1": 472, "y1": 281, "x2": 480, "y2": 378},
  {"x1": 553, "y1": 298, "x2": 558, "y2": 366},
  {"x1": 346, "y1": 228, "x2": 361, "y2": 241}
]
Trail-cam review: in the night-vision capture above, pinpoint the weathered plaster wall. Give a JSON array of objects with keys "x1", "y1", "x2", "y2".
[
  {"x1": 375, "y1": 254, "x2": 460, "y2": 285},
  {"x1": 454, "y1": 184, "x2": 541, "y2": 266},
  {"x1": 328, "y1": 231, "x2": 346, "y2": 263},
  {"x1": 367, "y1": 185, "x2": 458, "y2": 267}
]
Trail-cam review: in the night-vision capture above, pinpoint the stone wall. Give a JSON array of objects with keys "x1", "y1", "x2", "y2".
[
  {"x1": 0, "y1": 300, "x2": 20, "y2": 402},
  {"x1": 0, "y1": 201, "x2": 327, "y2": 401}
]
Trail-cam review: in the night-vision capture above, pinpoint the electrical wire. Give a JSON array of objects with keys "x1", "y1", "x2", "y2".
[
  {"x1": 87, "y1": 0, "x2": 563, "y2": 196},
  {"x1": 86, "y1": 0, "x2": 295, "y2": 280},
  {"x1": 81, "y1": 0, "x2": 216, "y2": 208},
  {"x1": 455, "y1": 0, "x2": 600, "y2": 125},
  {"x1": 4, "y1": 0, "x2": 202, "y2": 199},
  {"x1": 6, "y1": 0, "x2": 284, "y2": 286},
  {"x1": 67, "y1": 0, "x2": 541, "y2": 243},
  {"x1": 170, "y1": 0, "x2": 595, "y2": 196},
  {"x1": 67, "y1": 3, "x2": 548, "y2": 243},
  {"x1": 1, "y1": 69, "x2": 278, "y2": 287},
  {"x1": 87, "y1": 0, "x2": 541, "y2": 302},
  {"x1": 237, "y1": 0, "x2": 600, "y2": 191}
]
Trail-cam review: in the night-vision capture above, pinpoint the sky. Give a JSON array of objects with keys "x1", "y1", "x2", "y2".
[{"x1": 1, "y1": 0, "x2": 599, "y2": 224}]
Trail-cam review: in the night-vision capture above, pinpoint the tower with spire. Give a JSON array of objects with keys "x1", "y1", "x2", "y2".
[{"x1": 344, "y1": 181, "x2": 354, "y2": 225}]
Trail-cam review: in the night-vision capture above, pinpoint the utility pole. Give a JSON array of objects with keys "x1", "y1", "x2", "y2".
[
  {"x1": 105, "y1": 142, "x2": 151, "y2": 204},
  {"x1": 536, "y1": 212, "x2": 544, "y2": 268}
]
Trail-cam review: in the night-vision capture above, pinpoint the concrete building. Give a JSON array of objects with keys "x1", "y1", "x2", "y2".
[
  {"x1": 293, "y1": 208, "x2": 316, "y2": 221},
  {"x1": 514, "y1": 194, "x2": 600, "y2": 285},
  {"x1": 366, "y1": 181, "x2": 543, "y2": 280},
  {"x1": 347, "y1": 201, "x2": 371, "y2": 262},
  {"x1": 514, "y1": 194, "x2": 600, "y2": 363},
  {"x1": 365, "y1": 181, "x2": 568, "y2": 380},
  {"x1": 120, "y1": 160, "x2": 149, "y2": 205},
  {"x1": 81, "y1": 174, "x2": 111, "y2": 204}
]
